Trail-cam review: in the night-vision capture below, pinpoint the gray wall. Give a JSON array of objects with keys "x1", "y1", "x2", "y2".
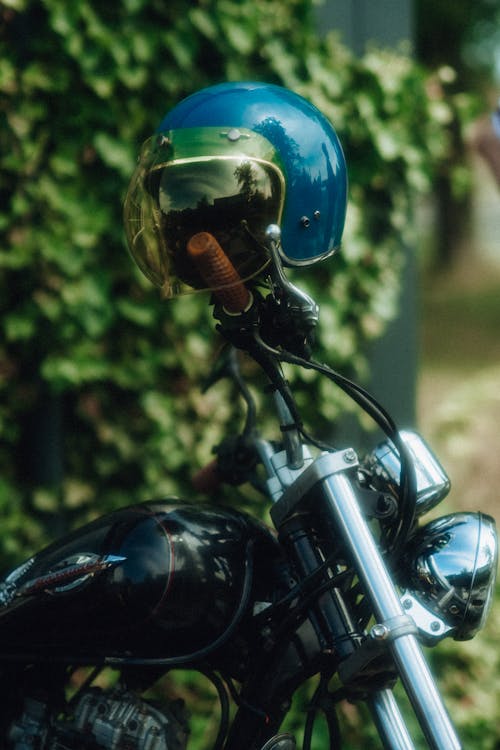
[
  {"x1": 317, "y1": 0, "x2": 418, "y2": 431},
  {"x1": 316, "y1": 0, "x2": 413, "y2": 53}
]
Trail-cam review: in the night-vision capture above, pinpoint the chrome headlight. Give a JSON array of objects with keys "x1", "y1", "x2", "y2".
[
  {"x1": 402, "y1": 512, "x2": 498, "y2": 641},
  {"x1": 366, "y1": 430, "x2": 451, "y2": 517}
]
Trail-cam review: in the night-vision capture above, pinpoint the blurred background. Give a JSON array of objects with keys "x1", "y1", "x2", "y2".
[{"x1": 1, "y1": 0, "x2": 499, "y2": 747}]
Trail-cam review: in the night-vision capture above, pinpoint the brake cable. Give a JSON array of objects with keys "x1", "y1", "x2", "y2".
[{"x1": 249, "y1": 333, "x2": 417, "y2": 558}]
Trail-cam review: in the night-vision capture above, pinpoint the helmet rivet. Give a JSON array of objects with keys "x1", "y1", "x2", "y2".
[
  {"x1": 300, "y1": 216, "x2": 311, "y2": 228},
  {"x1": 314, "y1": 210, "x2": 321, "y2": 220},
  {"x1": 227, "y1": 128, "x2": 242, "y2": 142}
]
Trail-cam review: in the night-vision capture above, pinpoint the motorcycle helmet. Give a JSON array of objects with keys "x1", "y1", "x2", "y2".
[{"x1": 124, "y1": 81, "x2": 347, "y2": 297}]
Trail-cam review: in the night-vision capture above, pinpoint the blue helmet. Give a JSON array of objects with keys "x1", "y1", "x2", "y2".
[{"x1": 124, "y1": 81, "x2": 347, "y2": 296}]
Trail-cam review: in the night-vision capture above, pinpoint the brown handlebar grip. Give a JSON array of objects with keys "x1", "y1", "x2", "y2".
[
  {"x1": 187, "y1": 232, "x2": 251, "y2": 314},
  {"x1": 192, "y1": 458, "x2": 222, "y2": 494}
]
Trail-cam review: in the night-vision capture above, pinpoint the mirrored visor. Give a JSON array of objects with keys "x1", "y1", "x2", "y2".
[{"x1": 124, "y1": 129, "x2": 285, "y2": 296}]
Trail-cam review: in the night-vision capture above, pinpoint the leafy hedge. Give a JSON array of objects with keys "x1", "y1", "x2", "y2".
[{"x1": 1, "y1": 0, "x2": 464, "y2": 561}]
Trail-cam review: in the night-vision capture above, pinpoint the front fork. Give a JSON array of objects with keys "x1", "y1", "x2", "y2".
[{"x1": 270, "y1": 451, "x2": 462, "y2": 750}]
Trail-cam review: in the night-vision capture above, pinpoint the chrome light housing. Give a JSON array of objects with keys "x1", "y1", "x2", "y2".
[
  {"x1": 366, "y1": 431, "x2": 451, "y2": 517},
  {"x1": 402, "y1": 512, "x2": 498, "y2": 641}
]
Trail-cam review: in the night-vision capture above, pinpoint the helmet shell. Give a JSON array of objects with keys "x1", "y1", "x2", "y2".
[{"x1": 156, "y1": 81, "x2": 347, "y2": 267}]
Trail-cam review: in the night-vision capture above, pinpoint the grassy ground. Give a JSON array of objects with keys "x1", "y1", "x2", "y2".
[
  {"x1": 417, "y1": 247, "x2": 500, "y2": 749},
  {"x1": 418, "y1": 259, "x2": 500, "y2": 519}
]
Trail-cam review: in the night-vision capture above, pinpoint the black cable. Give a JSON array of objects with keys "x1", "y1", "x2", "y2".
[
  {"x1": 252, "y1": 558, "x2": 360, "y2": 658},
  {"x1": 198, "y1": 670, "x2": 230, "y2": 750},
  {"x1": 298, "y1": 356, "x2": 414, "y2": 552},
  {"x1": 223, "y1": 676, "x2": 270, "y2": 723},
  {"x1": 303, "y1": 693, "x2": 317, "y2": 750},
  {"x1": 252, "y1": 553, "x2": 351, "y2": 629},
  {"x1": 248, "y1": 335, "x2": 336, "y2": 453},
  {"x1": 323, "y1": 695, "x2": 343, "y2": 750},
  {"x1": 67, "y1": 666, "x2": 103, "y2": 709},
  {"x1": 272, "y1": 577, "x2": 360, "y2": 650},
  {"x1": 251, "y1": 334, "x2": 417, "y2": 556},
  {"x1": 303, "y1": 675, "x2": 342, "y2": 750},
  {"x1": 226, "y1": 347, "x2": 258, "y2": 437},
  {"x1": 216, "y1": 314, "x2": 417, "y2": 554}
]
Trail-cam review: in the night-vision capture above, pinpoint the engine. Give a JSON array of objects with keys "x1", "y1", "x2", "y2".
[{"x1": 8, "y1": 687, "x2": 189, "y2": 750}]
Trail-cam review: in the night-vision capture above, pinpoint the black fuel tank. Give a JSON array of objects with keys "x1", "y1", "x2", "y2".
[{"x1": 0, "y1": 501, "x2": 286, "y2": 668}]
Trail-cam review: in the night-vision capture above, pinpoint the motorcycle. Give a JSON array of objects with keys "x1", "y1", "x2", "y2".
[
  {"x1": 1, "y1": 77, "x2": 498, "y2": 749},
  {"x1": 0, "y1": 224, "x2": 497, "y2": 750}
]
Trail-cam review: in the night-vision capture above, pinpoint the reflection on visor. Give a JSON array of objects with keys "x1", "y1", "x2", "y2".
[
  {"x1": 160, "y1": 158, "x2": 277, "y2": 213},
  {"x1": 124, "y1": 127, "x2": 286, "y2": 295},
  {"x1": 156, "y1": 157, "x2": 282, "y2": 292}
]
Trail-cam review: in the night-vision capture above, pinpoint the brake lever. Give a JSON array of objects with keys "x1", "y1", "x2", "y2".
[{"x1": 261, "y1": 224, "x2": 319, "y2": 359}]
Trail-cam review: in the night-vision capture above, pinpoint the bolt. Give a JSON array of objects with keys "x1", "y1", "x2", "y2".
[
  {"x1": 300, "y1": 215, "x2": 311, "y2": 227},
  {"x1": 430, "y1": 620, "x2": 441, "y2": 632},
  {"x1": 370, "y1": 623, "x2": 389, "y2": 640},
  {"x1": 402, "y1": 598, "x2": 413, "y2": 610},
  {"x1": 313, "y1": 210, "x2": 321, "y2": 220},
  {"x1": 343, "y1": 448, "x2": 357, "y2": 463}
]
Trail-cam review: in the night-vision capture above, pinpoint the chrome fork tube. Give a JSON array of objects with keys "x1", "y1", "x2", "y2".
[
  {"x1": 323, "y1": 473, "x2": 462, "y2": 750},
  {"x1": 368, "y1": 689, "x2": 415, "y2": 750}
]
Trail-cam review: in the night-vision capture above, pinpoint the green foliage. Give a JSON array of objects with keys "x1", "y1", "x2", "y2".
[
  {"x1": 1, "y1": 3, "x2": 494, "y2": 745},
  {"x1": 0, "y1": 0, "x2": 469, "y2": 545},
  {"x1": 416, "y1": 0, "x2": 500, "y2": 87},
  {"x1": 427, "y1": 590, "x2": 500, "y2": 750},
  {"x1": 1, "y1": 0, "x2": 454, "y2": 552}
]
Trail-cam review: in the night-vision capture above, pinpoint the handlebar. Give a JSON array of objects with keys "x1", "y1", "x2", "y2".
[{"x1": 187, "y1": 232, "x2": 252, "y2": 314}]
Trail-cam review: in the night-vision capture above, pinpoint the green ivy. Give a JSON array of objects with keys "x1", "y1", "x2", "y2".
[{"x1": 0, "y1": 0, "x2": 470, "y2": 547}]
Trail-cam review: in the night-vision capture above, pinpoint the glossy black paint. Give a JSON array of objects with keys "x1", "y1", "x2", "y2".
[{"x1": 0, "y1": 501, "x2": 287, "y2": 671}]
